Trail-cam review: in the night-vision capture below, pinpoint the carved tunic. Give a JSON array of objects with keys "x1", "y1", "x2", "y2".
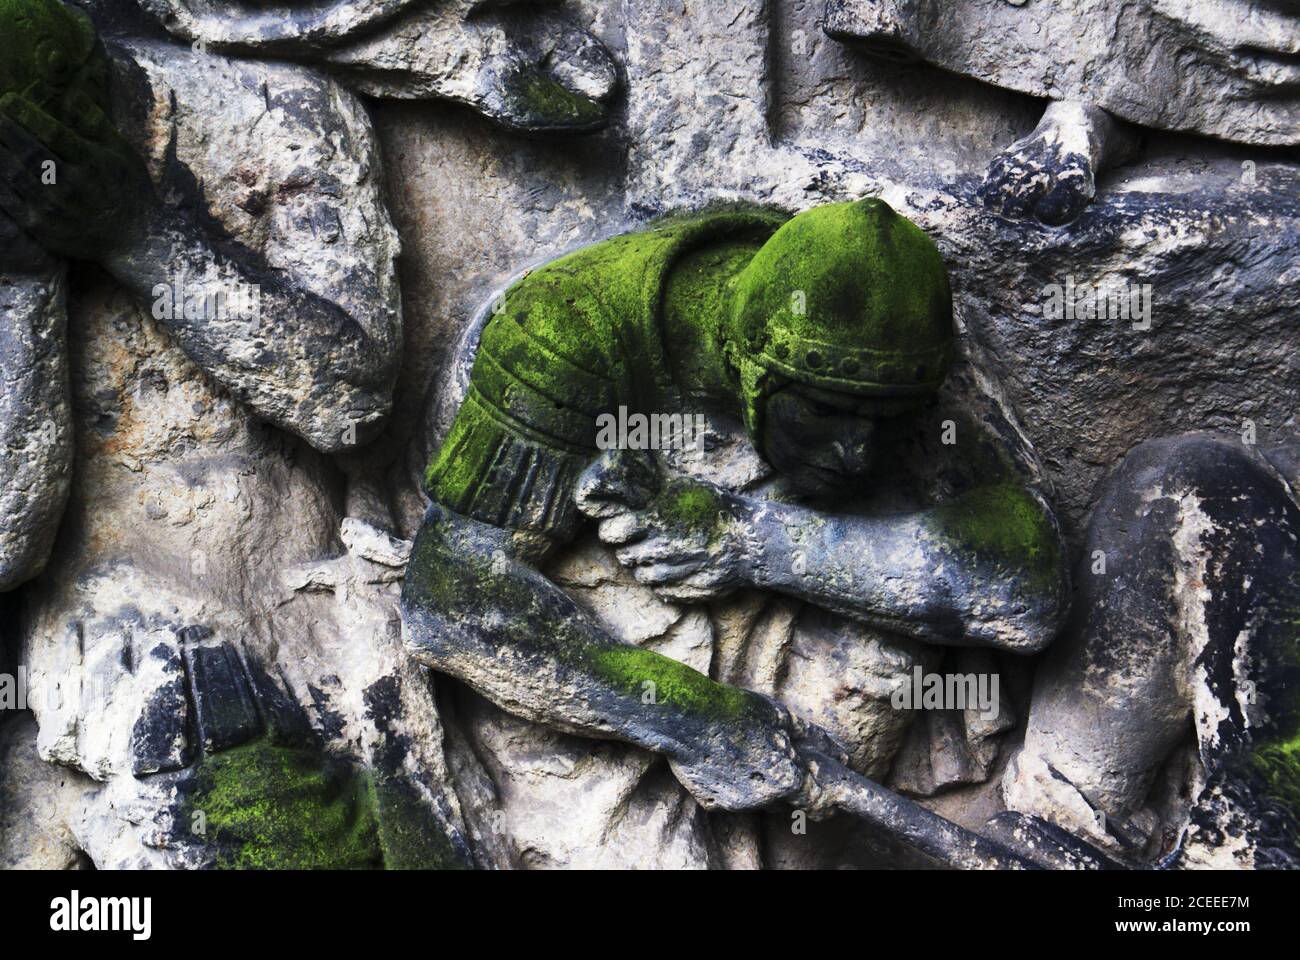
[{"x1": 425, "y1": 209, "x2": 786, "y2": 540}]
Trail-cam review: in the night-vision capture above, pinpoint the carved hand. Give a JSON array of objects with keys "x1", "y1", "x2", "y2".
[
  {"x1": 0, "y1": 87, "x2": 155, "y2": 263},
  {"x1": 576, "y1": 451, "x2": 758, "y2": 604}
]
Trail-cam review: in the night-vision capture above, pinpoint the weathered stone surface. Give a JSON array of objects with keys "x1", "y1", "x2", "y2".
[
  {"x1": 135, "y1": 0, "x2": 622, "y2": 135},
  {"x1": 376, "y1": 0, "x2": 1296, "y2": 870},
  {"x1": 127, "y1": 640, "x2": 190, "y2": 777},
  {"x1": 182, "y1": 641, "x2": 262, "y2": 756},
  {"x1": 0, "y1": 714, "x2": 89, "y2": 870},
  {"x1": 385, "y1": 1, "x2": 1298, "y2": 548},
  {"x1": 451, "y1": 690, "x2": 719, "y2": 869},
  {"x1": 409, "y1": 289, "x2": 1057, "y2": 859},
  {"x1": 111, "y1": 36, "x2": 405, "y2": 452},
  {"x1": 0, "y1": 270, "x2": 72, "y2": 592},
  {"x1": 1003, "y1": 434, "x2": 1300, "y2": 866},
  {"x1": 825, "y1": 0, "x2": 1300, "y2": 146},
  {"x1": 136, "y1": 0, "x2": 424, "y2": 50},
  {"x1": 2, "y1": 24, "x2": 463, "y2": 868}
]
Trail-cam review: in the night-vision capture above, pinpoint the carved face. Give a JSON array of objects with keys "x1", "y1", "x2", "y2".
[
  {"x1": 0, "y1": 0, "x2": 107, "y2": 112},
  {"x1": 760, "y1": 382, "x2": 883, "y2": 497}
]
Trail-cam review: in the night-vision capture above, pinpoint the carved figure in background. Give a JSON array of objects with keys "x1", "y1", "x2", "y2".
[{"x1": 825, "y1": 0, "x2": 1299, "y2": 224}]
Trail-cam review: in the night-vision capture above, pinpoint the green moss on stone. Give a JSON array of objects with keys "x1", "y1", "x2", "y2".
[
  {"x1": 424, "y1": 208, "x2": 785, "y2": 523},
  {"x1": 657, "y1": 480, "x2": 723, "y2": 534},
  {"x1": 406, "y1": 517, "x2": 766, "y2": 727},
  {"x1": 587, "y1": 645, "x2": 761, "y2": 721},
  {"x1": 504, "y1": 71, "x2": 605, "y2": 128},
  {"x1": 370, "y1": 775, "x2": 468, "y2": 871},
  {"x1": 406, "y1": 534, "x2": 509, "y2": 617},
  {"x1": 729, "y1": 198, "x2": 953, "y2": 396},
  {"x1": 185, "y1": 740, "x2": 382, "y2": 870},
  {"x1": 1248, "y1": 586, "x2": 1300, "y2": 819},
  {"x1": 663, "y1": 237, "x2": 767, "y2": 397},
  {"x1": 927, "y1": 482, "x2": 1063, "y2": 592},
  {"x1": 1250, "y1": 731, "x2": 1300, "y2": 822}
]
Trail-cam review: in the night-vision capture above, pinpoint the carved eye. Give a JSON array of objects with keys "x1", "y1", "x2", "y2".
[{"x1": 35, "y1": 39, "x2": 74, "y2": 85}]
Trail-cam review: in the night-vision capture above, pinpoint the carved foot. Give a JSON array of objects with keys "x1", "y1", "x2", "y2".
[{"x1": 976, "y1": 101, "x2": 1133, "y2": 226}]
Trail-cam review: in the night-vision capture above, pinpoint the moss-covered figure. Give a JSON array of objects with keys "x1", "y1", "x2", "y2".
[
  {"x1": 427, "y1": 200, "x2": 959, "y2": 535},
  {"x1": 409, "y1": 200, "x2": 1300, "y2": 867},
  {"x1": 726, "y1": 200, "x2": 953, "y2": 448},
  {"x1": 407, "y1": 199, "x2": 1070, "y2": 836},
  {"x1": 426, "y1": 207, "x2": 787, "y2": 540}
]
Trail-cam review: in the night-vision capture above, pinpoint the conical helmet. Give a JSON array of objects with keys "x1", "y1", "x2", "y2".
[{"x1": 727, "y1": 198, "x2": 954, "y2": 448}]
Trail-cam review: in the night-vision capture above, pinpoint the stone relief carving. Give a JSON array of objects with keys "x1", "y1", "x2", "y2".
[
  {"x1": 138, "y1": 0, "x2": 621, "y2": 133},
  {"x1": 404, "y1": 200, "x2": 1300, "y2": 869},
  {"x1": 0, "y1": 0, "x2": 1295, "y2": 872}
]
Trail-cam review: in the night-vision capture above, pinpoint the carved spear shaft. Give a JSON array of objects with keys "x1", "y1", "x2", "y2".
[{"x1": 800, "y1": 751, "x2": 1041, "y2": 870}]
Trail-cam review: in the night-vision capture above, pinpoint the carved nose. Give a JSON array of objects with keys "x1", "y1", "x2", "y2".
[
  {"x1": 823, "y1": 0, "x2": 921, "y2": 63},
  {"x1": 832, "y1": 431, "x2": 875, "y2": 477}
]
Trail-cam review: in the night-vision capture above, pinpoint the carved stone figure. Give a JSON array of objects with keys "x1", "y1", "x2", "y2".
[
  {"x1": 405, "y1": 196, "x2": 1300, "y2": 868},
  {"x1": 825, "y1": 0, "x2": 1300, "y2": 223},
  {"x1": 0, "y1": 0, "x2": 619, "y2": 592},
  {"x1": 403, "y1": 199, "x2": 1076, "y2": 867},
  {"x1": 2, "y1": 0, "x2": 1295, "y2": 872},
  {"x1": 0, "y1": 0, "x2": 625, "y2": 868},
  {"x1": 1000, "y1": 434, "x2": 1300, "y2": 868}
]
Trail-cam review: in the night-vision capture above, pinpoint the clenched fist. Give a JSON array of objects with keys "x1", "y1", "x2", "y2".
[{"x1": 576, "y1": 451, "x2": 760, "y2": 604}]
